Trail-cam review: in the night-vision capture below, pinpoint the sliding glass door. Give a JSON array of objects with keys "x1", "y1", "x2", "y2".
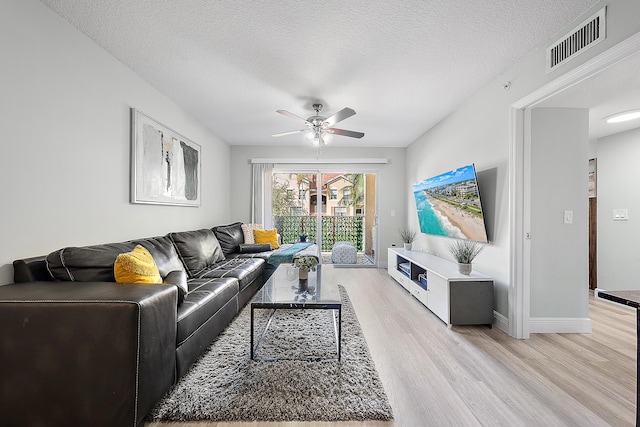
[{"x1": 271, "y1": 170, "x2": 377, "y2": 266}]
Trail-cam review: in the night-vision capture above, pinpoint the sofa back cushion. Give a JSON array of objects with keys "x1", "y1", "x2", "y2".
[
  {"x1": 46, "y1": 235, "x2": 186, "y2": 283},
  {"x1": 132, "y1": 235, "x2": 186, "y2": 278},
  {"x1": 169, "y1": 229, "x2": 225, "y2": 277},
  {"x1": 47, "y1": 242, "x2": 135, "y2": 282},
  {"x1": 212, "y1": 222, "x2": 244, "y2": 255}
]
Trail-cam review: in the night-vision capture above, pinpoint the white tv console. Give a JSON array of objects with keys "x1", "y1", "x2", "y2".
[{"x1": 387, "y1": 247, "x2": 494, "y2": 326}]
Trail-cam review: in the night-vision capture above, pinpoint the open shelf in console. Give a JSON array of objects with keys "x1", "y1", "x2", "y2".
[
  {"x1": 396, "y1": 255, "x2": 411, "y2": 278},
  {"x1": 396, "y1": 254, "x2": 427, "y2": 290}
]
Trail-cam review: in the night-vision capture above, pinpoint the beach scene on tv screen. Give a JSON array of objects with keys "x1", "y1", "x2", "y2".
[{"x1": 412, "y1": 164, "x2": 488, "y2": 243}]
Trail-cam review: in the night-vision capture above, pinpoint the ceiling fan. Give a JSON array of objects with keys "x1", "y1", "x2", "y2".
[{"x1": 272, "y1": 103, "x2": 364, "y2": 146}]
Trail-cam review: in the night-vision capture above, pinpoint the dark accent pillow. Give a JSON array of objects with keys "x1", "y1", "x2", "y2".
[
  {"x1": 169, "y1": 229, "x2": 225, "y2": 277},
  {"x1": 212, "y1": 222, "x2": 244, "y2": 255},
  {"x1": 238, "y1": 243, "x2": 272, "y2": 253}
]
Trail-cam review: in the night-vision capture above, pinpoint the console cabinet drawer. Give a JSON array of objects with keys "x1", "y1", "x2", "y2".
[{"x1": 426, "y1": 272, "x2": 448, "y2": 323}]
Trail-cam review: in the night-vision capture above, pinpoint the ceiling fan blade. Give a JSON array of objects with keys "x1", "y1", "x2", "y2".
[
  {"x1": 276, "y1": 110, "x2": 312, "y2": 126},
  {"x1": 272, "y1": 129, "x2": 307, "y2": 137},
  {"x1": 327, "y1": 128, "x2": 365, "y2": 139},
  {"x1": 324, "y1": 107, "x2": 356, "y2": 126}
]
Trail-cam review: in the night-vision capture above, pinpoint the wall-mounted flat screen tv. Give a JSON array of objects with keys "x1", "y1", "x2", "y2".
[{"x1": 412, "y1": 163, "x2": 489, "y2": 243}]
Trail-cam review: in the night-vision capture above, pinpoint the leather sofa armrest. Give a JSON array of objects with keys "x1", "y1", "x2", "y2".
[
  {"x1": 0, "y1": 281, "x2": 177, "y2": 427},
  {"x1": 13, "y1": 255, "x2": 51, "y2": 282},
  {"x1": 163, "y1": 269, "x2": 187, "y2": 286},
  {"x1": 163, "y1": 270, "x2": 188, "y2": 304}
]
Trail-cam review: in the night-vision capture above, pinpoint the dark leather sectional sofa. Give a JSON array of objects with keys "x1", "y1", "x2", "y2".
[{"x1": 0, "y1": 221, "x2": 317, "y2": 427}]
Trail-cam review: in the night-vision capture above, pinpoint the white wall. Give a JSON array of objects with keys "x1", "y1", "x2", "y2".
[
  {"x1": 597, "y1": 127, "x2": 640, "y2": 291},
  {"x1": 0, "y1": 0, "x2": 230, "y2": 284},
  {"x1": 405, "y1": 97, "x2": 509, "y2": 316},
  {"x1": 405, "y1": 0, "x2": 640, "y2": 323},
  {"x1": 229, "y1": 145, "x2": 406, "y2": 266},
  {"x1": 529, "y1": 108, "x2": 589, "y2": 320}
]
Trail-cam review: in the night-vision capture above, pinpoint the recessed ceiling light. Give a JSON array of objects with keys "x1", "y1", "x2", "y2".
[{"x1": 604, "y1": 110, "x2": 640, "y2": 124}]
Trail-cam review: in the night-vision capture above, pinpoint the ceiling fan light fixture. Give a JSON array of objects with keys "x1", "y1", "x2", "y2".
[
  {"x1": 605, "y1": 110, "x2": 640, "y2": 124},
  {"x1": 305, "y1": 129, "x2": 314, "y2": 140},
  {"x1": 273, "y1": 103, "x2": 363, "y2": 147}
]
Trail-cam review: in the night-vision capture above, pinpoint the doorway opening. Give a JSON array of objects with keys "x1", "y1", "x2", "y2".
[{"x1": 510, "y1": 32, "x2": 640, "y2": 338}]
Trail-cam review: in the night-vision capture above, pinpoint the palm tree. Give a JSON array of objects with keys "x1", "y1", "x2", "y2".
[{"x1": 344, "y1": 173, "x2": 364, "y2": 213}]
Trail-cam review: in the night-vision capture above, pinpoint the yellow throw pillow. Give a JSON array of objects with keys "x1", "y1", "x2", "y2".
[
  {"x1": 253, "y1": 228, "x2": 279, "y2": 250},
  {"x1": 114, "y1": 245, "x2": 162, "y2": 284}
]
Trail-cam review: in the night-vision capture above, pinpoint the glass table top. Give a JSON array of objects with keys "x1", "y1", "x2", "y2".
[{"x1": 251, "y1": 264, "x2": 341, "y2": 308}]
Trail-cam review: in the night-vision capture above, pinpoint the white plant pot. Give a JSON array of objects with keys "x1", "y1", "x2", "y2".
[
  {"x1": 298, "y1": 267, "x2": 309, "y2": 280},
  {"x1": 458, "y1": 263, "x2": 472, "y2": 275},
  {"x1": 404, "y1": 243, "x2": 412, "y2": 251}
]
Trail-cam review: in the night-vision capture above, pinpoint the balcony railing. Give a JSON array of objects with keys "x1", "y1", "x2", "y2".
[{"x1": 273, "y1": 215, "x2": 363, "y2": 251}]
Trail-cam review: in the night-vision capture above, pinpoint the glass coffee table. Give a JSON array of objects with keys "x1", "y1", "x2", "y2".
[{"x1": 250, "y1": 264, "x2": 342, "y2": 361}]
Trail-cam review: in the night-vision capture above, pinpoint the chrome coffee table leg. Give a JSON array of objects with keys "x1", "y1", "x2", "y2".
[
  {"x1": 332, "y1": 306, "x2": 342, "y2": 361},
  {"x1": 251, "y1": 308, "x2": 277, "y2": 360}
]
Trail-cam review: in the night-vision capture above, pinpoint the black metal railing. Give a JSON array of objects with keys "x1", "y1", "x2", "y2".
[{"x1": 273, "y1": 215, "x2": 363, "y2": 251}]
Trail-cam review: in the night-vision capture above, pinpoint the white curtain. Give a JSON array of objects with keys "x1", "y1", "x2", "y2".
[{"x1": 251, "y1": 163, "x2": 273, "y2": 227}]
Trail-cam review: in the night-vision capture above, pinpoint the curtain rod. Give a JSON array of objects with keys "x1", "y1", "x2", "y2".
[{"x1": 250, "y1": 158, "x2": 388, "y2": 164}]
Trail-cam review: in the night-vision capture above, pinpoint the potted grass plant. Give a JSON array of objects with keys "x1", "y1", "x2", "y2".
[
  {"x1": 446, "y1": 239, "x2": 485, "y2": 275},
  {"x1": 399, "y1": 228, "x2": 417, "y2": 251}
]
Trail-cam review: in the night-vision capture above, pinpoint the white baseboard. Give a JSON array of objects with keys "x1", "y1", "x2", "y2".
[
  {"x1": 493, "y1": 310, "x2": 508, "y2": 333},
  {"x1": 529, "y1": 317, "x2": 592, "y2": 333}
]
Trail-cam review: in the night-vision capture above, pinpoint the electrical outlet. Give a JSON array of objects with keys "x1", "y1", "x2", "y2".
[{"x1": 613, "y1": 209, "x2": 629, "y2": 221}]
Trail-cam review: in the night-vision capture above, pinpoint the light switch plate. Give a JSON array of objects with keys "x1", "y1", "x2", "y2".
[{"x1": 563, "y1": 210, "x2": 573, "y2": 224}]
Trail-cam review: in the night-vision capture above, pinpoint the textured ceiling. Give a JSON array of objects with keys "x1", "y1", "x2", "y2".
[{"x1": 41, "y1": 0, "x2": 598, "y2": 147}]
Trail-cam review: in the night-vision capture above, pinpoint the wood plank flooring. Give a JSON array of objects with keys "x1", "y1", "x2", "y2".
[{"x1": 146, "y1": 268, "x2": 636, "y2": 427}]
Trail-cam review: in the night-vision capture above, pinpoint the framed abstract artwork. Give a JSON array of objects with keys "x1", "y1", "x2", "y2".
[{"x1": 130, "y1": 109, "x2": 201, "y2": 206}]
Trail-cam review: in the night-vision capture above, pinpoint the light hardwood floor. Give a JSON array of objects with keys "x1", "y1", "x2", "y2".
[{"x1": 147, "y1": 268, "x2": 636, "y2": 427}]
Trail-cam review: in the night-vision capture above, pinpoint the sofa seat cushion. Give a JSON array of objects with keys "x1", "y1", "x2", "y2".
[
  {"x1": 170, "y1": 229, "x2": 225, "y2": 277},
  {"x1": 227, "y1": 250, "x2": 272, "y2": 263},
  {"x1": 212, "y1": 222, "x2": 244, "y2": 256},
  {"x1": 176, "y1": 277, "x2": 239, "y2": 346},
  {"x1": 190, "y1": 258, "x2": 264, "y2": 291}
]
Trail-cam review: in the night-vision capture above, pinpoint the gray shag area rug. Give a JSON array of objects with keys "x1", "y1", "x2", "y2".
[{"x1": 147, "y1": 286, "x2": 393, "y2": 422}]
